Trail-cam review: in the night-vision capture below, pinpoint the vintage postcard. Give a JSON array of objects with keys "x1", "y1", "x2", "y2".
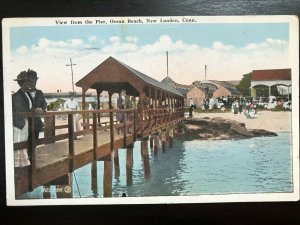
[{"x1": 2, "y1": 16, "x2": 299, "y2": 205}]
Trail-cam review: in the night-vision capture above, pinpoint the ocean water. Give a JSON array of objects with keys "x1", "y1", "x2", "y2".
[{"x1": 18, "y1": 132, "x2": 293, "y2": 199}]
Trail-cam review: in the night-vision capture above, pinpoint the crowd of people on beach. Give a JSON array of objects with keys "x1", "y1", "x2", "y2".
[{"x1": 188, "y1": 94, "x2": 291, "y2": 119}]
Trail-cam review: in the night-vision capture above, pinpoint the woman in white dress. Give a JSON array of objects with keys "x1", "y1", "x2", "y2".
[{"x1": 12, "y1": 71, "x2": 33, "y2": 167}]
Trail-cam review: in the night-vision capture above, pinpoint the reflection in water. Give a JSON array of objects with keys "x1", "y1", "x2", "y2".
[
  {"x1": 153, "y1": 135, "x2": 159, "y2": 155},
  {"x1": 126, "y1": 148, "x2": 133, "y2": 186},
  {"x1": 161, "y1": 130, "x2": 166, "y2": 152},
  {"x1": 141, "y1": 140, "x2": 151, "y2": 180},
  {"x1": 113, "y1": 150, "x2": 120, "y2": 179},
  {"x1": 149, "y1": 136, "x2": 153, "y2": 149},
  {"x1": 169, "y1": 129, "x2": 173, "y2": 148},
  {"x1": 91, "y1": 160, "x2": 98, "y2": 197},
  {"x1": 103, "y1": 160, "x2": 112, "y2": 197}
]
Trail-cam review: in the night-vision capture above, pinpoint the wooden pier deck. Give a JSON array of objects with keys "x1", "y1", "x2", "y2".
[{"x1": 14, "y1": 108, "x2": 184, "y2": 196}]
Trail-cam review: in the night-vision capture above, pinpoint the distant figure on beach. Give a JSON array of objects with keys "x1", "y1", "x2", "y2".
[
  {"x1": 239, "y1": 103, "x2": 243, "y2": 114},
  {"x1": 12, "y1": 71, "x2": 33, "y2": 167},
  {"x1": 189, "y1": 98, "x2": 195, "y2": 117},
  {"x1": 64, "y1": 93, "x2": 80, "y2": 139},
  {"x1": 232, "y1": 101, "x2": 239, "y2": 114},
  {"x1": 27, "y1": 69, "x2": 47, "y2": 139}
]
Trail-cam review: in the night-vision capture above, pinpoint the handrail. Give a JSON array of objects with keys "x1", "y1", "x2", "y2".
[
  {"x1": 14, "y1": 107, "x2": 184, "y2": 194},
  {"x1": 13, "y1": 107, "x2": 185, "y2": 151}
]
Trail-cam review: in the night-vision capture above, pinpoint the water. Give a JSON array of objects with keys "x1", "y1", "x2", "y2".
[{"x1": 18, "y1": 132, "x2": 293, "y2": 199}]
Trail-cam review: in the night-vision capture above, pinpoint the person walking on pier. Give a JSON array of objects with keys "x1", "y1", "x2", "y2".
[
  {"x1": 64, "y1": 93, "x2": 80, "y2": 139},
  {"x1": 116, "y1": 89, "x2": 126, "y2": 134}
]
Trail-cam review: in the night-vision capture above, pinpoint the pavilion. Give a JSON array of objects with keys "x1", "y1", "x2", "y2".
[
  {"x1": 75, "y1": 56, "x2": 184, "y2": 111},
  {"x1": 250, "y1": 69, "x2": 292, "y2": 99}
]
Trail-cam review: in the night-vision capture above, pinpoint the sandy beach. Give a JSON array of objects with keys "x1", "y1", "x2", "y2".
[{"x1": 193, "y1": 111, "x2": 292, "y2": 132}]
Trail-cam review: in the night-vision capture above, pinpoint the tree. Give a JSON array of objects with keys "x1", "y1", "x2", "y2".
[{"x1": 237, "y1": 73, "x2": 251, "y2": 96}]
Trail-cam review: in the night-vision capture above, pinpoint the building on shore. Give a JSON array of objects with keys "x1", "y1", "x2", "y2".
[
  {"x1": 161, "y1": 76, "x2": 241, "y2": 107},
  {"x1": 213, "y1": 84, "x2": 242, "y2": 98},
  {"x1": 250, "y1": 68, "x2": 292, "y2": 99}
]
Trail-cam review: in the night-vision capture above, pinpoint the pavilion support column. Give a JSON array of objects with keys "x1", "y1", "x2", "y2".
[
  {"x1": 108, "y1": 91, "x2": 113, "y2": 109},
  {"x1": 159, "y1": 90, "x2": 163, "y2": 107},
  {"x1": 250, "y1": 87, "x2": 256, "y2": 98},
  {"x1": 149, "y1": 87, "x2": 152, "y2": 108},
  {"x1": 268, "y1": 86, "x2": 271, "y2": 99},
  {"x1": 96, "y1": 89, "x2": 102, "y2": 125},
  {"x1": 108, "y1": 91, "x2": 114, "y2": 151},
  {"x1": 82, "y1": 88, "x2": 87, "y2": 129},
  {"x1": 154, "y1": 89, "x2": 158, "y2": 108},
  {"x1": 167, "y1": 94, "x2": 170, "y2": 108},
  {"x1": 171, "y1": 96, "x2": 174, "y2": 108}
]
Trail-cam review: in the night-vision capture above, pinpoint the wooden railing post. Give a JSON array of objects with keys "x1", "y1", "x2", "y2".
[
  {"x1": 68, "y1": 114, "x2": 74, "y2": 173},
  {"x1": 123, "y1": 111, "x2": 127, "y2": 147},
  {"x1": 27, "y1": 114, "x2": 36, "y2": 192},
  {"x1": 133, "y1": 110, "x2": 137, "y2": 141},
  {"x1": 109, "y1": 110, "x2": 114, "y2": 151},
  {"x1": 92, "y1": 113, "x2": 97, "y2": 160},
  {"x1": 44, "y1": 115, "x2": 55, "y2": 143}
]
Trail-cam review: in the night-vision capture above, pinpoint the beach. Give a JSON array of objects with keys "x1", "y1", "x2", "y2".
[{"x1": 193, "y1": 111, "x2": 292, "y2": 132}]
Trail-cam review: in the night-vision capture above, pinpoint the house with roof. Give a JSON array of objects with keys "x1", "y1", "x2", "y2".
[
  {"x1": 162, "y1": 76, "x2": 241, "y2": 107},
  {"x1": 250, "y1": 68, "x2": 291, "y2": 98},
  {"x1": 213, "y1": 84, "x2": 242, "y2": 98}
]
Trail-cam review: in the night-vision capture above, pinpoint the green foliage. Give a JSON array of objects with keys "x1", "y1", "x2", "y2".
[
  {"x1": 47, "y1": 98, "x2": 65, "y2": 111},
  {"x1": 237, "y1": 73, "x2": 251, "y2": 97}
]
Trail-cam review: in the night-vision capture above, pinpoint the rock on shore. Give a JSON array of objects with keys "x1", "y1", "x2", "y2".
[{"x1": 180, "y1": 117, "x2": 277, "y2": 141}]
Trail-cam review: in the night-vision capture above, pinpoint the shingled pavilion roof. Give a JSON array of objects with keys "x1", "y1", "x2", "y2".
[{"x1": 76, "y1": 56, "x2": 183, "y2": 98}]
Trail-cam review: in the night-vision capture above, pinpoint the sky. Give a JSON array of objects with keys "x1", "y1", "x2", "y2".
[{"x1": 7, "y1": 22, "x2": 290, "y2": 92}]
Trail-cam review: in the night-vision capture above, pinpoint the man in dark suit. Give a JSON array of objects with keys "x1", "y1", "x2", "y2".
[
  {"x1": 12, "y1": 71, "x2": 33, "y2": 130},
  {"x1": 27, "y1": 69, "x2": 47, "y2": 139}
]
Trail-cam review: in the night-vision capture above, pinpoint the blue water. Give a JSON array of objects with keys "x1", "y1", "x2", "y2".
[{"x1": 19, "y1": 132, "x2": 293, "y2": 199}]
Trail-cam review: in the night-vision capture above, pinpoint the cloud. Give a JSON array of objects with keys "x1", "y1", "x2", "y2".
[
  {"x1": 212, "y1": 41, "x2": 234, "y2": 50},
  {"x1": 243, "y1": 38, "x2": 288, "y2": 50},
  {"x1": 88, "y1": 35, "x2": 97, "y2": 42},
  {"x1": 14, "y1": 37, "x2": 91, "y2": 59},
  {"x1": 109, "y1": 36, "x2": 120, "y2": 43},
  {"x1": 16, "y1": 45, "x2": 28, "y2": 54},
  {"x1": 10, "y1": 35, "x2": 290, "y2": 92},
  {"x1": 266, "y1": 38, "x2": 288, "y2": 45},
  {"x1": 125, "y1": 36, "x2": 138, "y2": 43}
]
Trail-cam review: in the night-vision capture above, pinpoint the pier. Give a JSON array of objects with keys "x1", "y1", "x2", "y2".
[
  {"x1": 14, "y1": 108, "x2": 184, "y2": 196},
  {"x1": 14, "y1": 56, "x2": 186, "y2": 197}
]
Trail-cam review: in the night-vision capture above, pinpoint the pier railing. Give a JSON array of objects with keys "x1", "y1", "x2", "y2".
[{"x1": 13, "y1": 107, "x2": 184, "y2": 193}]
